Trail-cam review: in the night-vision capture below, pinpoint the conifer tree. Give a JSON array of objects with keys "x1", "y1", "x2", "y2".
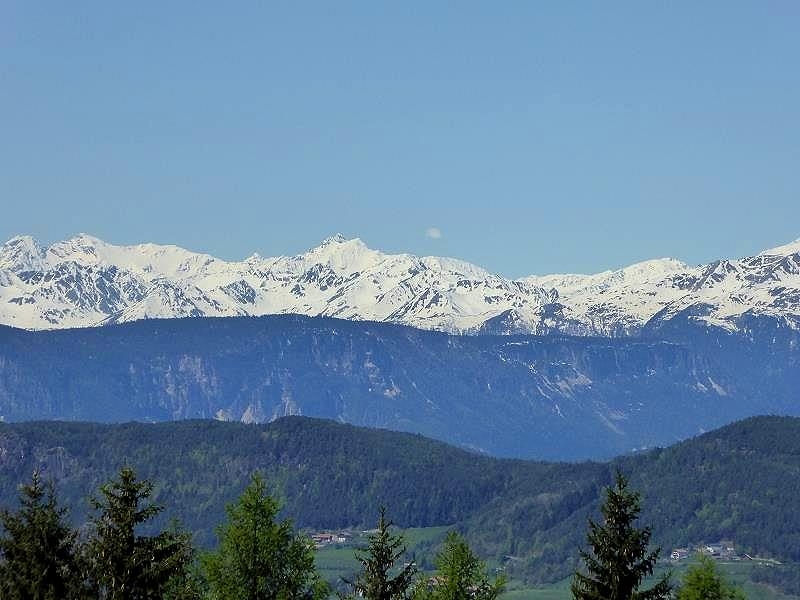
[
  {"x1": 84, "y1": 466, "x2": 194, "y2": 600},
  {"x1": 0, "y1": 470, "x2": 82, "y2": 600},
  {"x1": 415, "y1": 531, "x2": 505, "y2": 600},
  {"x1": 343, "y1": 506, "x2": 417, "y2": 600},
  {"x1": 676, "y1": 554, "x2": 745, "y2": 600},
  {"x1": 571, "y1": 471, "x2": 671, "y2": 600},
  {"x1": 202, "y1": 472, "x2": 327, "y2": 600}
]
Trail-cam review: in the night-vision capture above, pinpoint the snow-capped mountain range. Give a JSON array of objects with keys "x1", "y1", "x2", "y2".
[{"x1": 1, "y1": 233, "x2": 799, "y2": 335}]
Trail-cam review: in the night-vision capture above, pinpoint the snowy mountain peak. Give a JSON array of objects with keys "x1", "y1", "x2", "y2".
[
  {"x1": 1, "y1": 233, "x2": 799, "y2": 335},
  {"x1": 46, "y1": 233, "x2": 99, "y2": 262},
  {"x1": 760, "y1": 237, "x2": 800, "y2": 257},
  {"x1": 521, "y1": 257, "x2": 689, "y2": 298},
  {"x1": 320, "y1": 233, "x2": 348, "y2": 246},
  {"x1": 0, "y1": 235, "x2": 46, "y2": 271},
  {"x1": 617, "y1": 257, "x2": 690, "y2": 281},
  {"x1": 301, "y1": 235, "x2": 381, "y2": 273},
  {"x1": 2, "y1": 234, "x2": 41, "y2": 249}
]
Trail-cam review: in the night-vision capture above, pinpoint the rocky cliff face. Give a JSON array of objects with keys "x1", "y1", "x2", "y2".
[{"x1": 2, "y1": 315, "x2": 798, "y2": 460}]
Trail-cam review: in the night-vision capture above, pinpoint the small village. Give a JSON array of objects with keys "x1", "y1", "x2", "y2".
[
  {"x1": 311, "y1": 531, "x2": 355, "y2": 549},
  {"x1": 670, "y1": 540, "x2": 780, "y2": 564},
  {"x1": 671, "y1": 540, "x2": 736, "y2": 561}
]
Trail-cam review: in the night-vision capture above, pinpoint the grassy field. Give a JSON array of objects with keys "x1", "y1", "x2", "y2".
[
  {"x1": 314, "y1": 526, "x2": 799, "y2": 600},
  {"x1": 501, "y1": 579, "x2": 573, "y2": 600},
  {"x1": 498, "y1": 561, "x2": 800, "y2": 600},
  {"x1": 313, "y1": 525, "x2": 450, "y2": 584}
]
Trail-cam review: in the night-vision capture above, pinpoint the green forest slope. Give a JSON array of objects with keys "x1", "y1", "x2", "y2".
[{"x1": 0, "y1": 416, "x2": 798, "y2": 586}]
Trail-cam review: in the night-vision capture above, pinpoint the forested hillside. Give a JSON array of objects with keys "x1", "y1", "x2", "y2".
[{"x1": 1, "y1": 416, "x2": 798, "y2": 584}]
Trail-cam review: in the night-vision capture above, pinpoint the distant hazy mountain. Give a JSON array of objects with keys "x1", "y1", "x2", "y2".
[
  {"x1": 2, "y1": 315, "x2": 798, "y2": 459},
  {"x1": 1, "y1": 233, "x2": 799, "y2": 335}
]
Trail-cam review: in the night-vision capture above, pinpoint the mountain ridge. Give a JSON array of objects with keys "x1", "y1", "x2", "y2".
[
  {"x1": 2, "y1": 314, "x2": 799, "y2": 459},
  {"x1": 1, "y1": 233, "x2": 799, "y2": 335}
]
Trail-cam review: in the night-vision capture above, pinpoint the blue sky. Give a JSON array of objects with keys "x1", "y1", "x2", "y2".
[{"x1": 1, "y1": 3, "x2": 798, "y2": 277}]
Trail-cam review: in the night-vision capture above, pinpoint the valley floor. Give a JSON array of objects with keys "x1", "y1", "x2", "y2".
[{"x1": 314, "y1": 527, "x2": 800, "y2": 600}]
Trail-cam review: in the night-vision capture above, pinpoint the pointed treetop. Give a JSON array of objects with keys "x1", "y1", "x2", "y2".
[{"x1": 571, "y1": 469, "x2": 672, "y2": 600}]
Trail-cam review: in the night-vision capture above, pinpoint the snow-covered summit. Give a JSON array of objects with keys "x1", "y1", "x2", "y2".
[
  {"x1": 1, "y1": 233, "x2": 799, "y2": 335},
  {"x1": 44, "y1": 234, "x2": 233, "y2": 280},
  {"x1": 0, "y1": 235, "x2": 47, "y2": 272},
  {"x1": 287, "y1": 235, "x2": 382, "y2": 274},
  {"x1": 523, "y1": 257, "x2": 688, "y2": 296},
  {"x1": 760, "y1": 238, "x2": 800, "y2": 257}
]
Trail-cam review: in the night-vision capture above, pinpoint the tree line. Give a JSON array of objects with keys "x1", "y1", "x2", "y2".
[
  {"x1": 0, "y1": 467, "x2": 747, "y2": 600},
  {"x1": 3, "y1": 415, "x2": 799, "y2": 588},
  {"x1": 0, "y1": 467, "x2": 507, "y2": 600}
]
